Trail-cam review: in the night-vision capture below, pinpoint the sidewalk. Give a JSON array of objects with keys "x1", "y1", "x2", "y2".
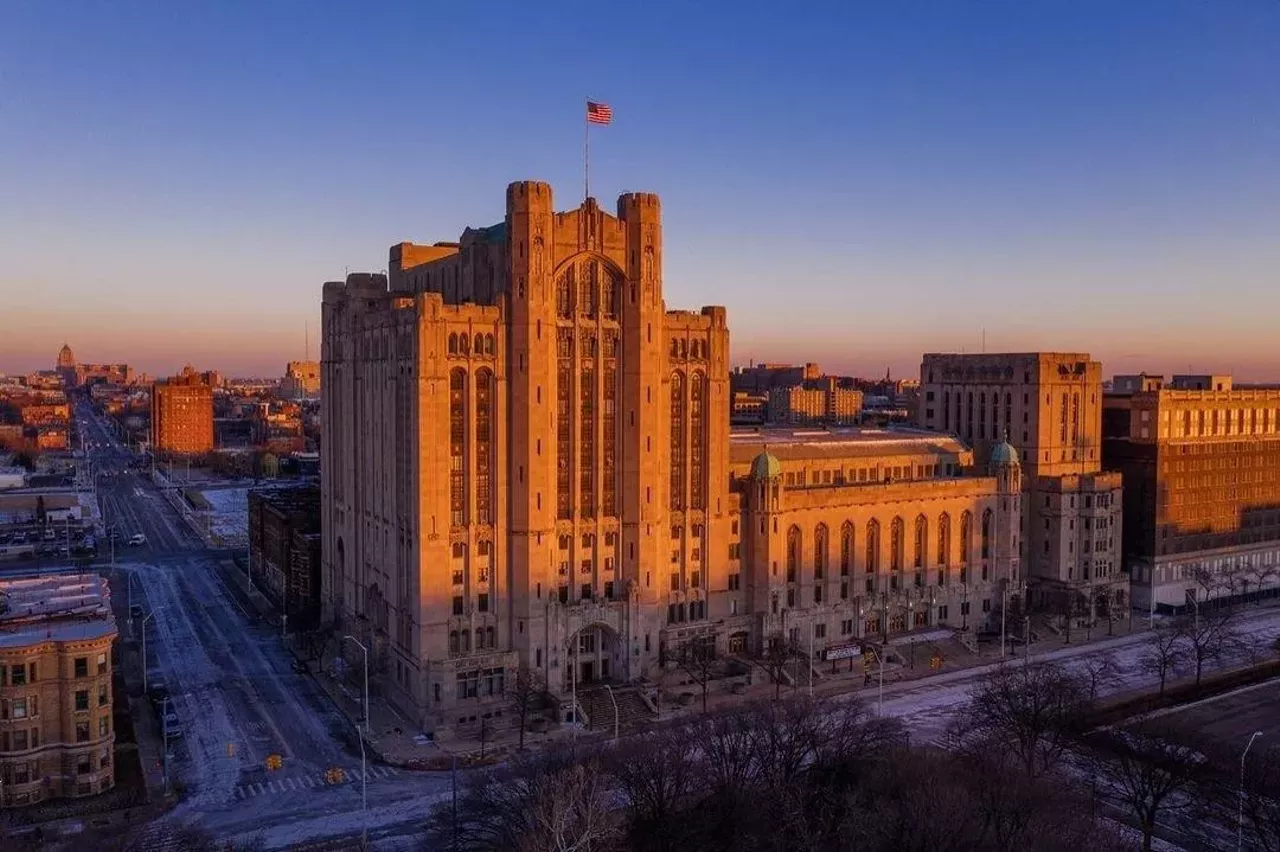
[{"x1": 658, "y1": 614, "x2": 1147, "y2": 721}]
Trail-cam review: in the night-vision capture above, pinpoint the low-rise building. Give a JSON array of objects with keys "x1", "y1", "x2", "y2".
[
  {"x1": 0, "y1": 575, "x2": 117, "y2": 808},
  {"x1": 249, "y1": 486, "x2": 322, "y2": 628}
]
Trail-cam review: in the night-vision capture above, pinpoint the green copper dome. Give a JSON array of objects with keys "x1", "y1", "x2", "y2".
[
  {"x1": 751, "y1": 451, "x2": 782, "y2": 480},
  {"x1": 991, "y1": 439, "x2": 1020, "y2": 466}
]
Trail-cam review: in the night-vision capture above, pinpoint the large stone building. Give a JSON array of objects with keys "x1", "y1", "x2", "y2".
[
  {"x1": 0, "y1": 575, "x2": 117, "y2": 807},
  {"x1": 321, "y1": 182, "x2": 1026, "y2": 731},
  {"x1": 1103, "y1": 374, "x2": 1280, "y2": 613},
  {"x1": 150, "y1": 365, "x2": 215, "y2": 455},
  {"x1": 54, "y1": 344, "x2": 134, "y2": 388},
  {"x1": 918, "y1": 353, "x2": 1127, "y2": 621},
  {"x1": 767, "y1": 378, "x2": 863, "y2": 426}
]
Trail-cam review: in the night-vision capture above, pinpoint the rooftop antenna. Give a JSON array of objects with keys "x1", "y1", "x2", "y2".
[{"x1": 982, "y1": 328, "x2": 986, "y2": 354}]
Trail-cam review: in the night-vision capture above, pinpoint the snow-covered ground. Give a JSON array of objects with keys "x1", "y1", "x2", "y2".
[{"x1": 197, "y1": 487, "x2": 249, "y2": 544}]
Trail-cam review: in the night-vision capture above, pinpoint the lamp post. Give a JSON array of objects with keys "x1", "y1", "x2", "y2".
[
  {"x1": 343, "y1": 635, "x2": 370, "y2": 735},
  {"x1": 1239, "y1": 731, "x2": 1264, "y2": 852},
  {"x1": 1001, "y1": 584, "x2": 1009, "y2": 658},
  {"x1": 866, "y1": 645, "x2": 886, "y2": 716},
  {"x1": 603, "y1": 684, "x2": 619, "y2": 739},
  {"x1": 141, "y1": 611, "x2": 155, "y2": 692}
]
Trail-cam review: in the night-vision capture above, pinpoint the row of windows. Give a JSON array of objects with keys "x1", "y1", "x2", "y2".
[
  {"x1": 0, "y1": 654, "x2": 105, "y2": 686},
  {"x1": 782, "y1": 463, "x2": 954, "y2": 488},
  {"x1": 782, "y1": 513, "x2": 992, "y2": 579},
  {"x1": 669, "y1": 338, "x2": 709, "y2": 360},
  {"x1": 1, "y1": 749, "x2": 110, "y2": 786},
  {"x1": 446, "y1": 333, "x2": 496, "y2": 357}
]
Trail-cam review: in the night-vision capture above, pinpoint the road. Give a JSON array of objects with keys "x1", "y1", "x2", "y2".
[{"x1": 64, "y1": 402, "x2": 453, "y2": 849}]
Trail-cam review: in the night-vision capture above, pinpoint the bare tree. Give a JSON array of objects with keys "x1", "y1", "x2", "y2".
[
  {"x1": 608, "y1": 727, "x2": 701, "y2": 852},
  {"x1": 761, "y1": 634, "x2": 797, "y2": 700},
  {"x1": 1138, "y1": 620, "x2": 1186, "y2": 696},
  {"x1": 510, "y1": 664, "x2": 544, "y2": 750},
  {"x1": 1175, "y1": 608, "x2": 1244, "y2": 686},
  {"x1": 1085, "y1": 718, "x2": 1209, "y2": 852},
  {"x1": 1078, "y1": 650, "x2": 1122, "y2": 705},
  {"x1": 948, "y1": 660, "x2": 1089, "y2": 779},
  {"x1": 425, "y1": 745, "x2": 622, "y2": 852},
  {"x1": 675, "y1": 636, "x2": 718, "y2": 713}
]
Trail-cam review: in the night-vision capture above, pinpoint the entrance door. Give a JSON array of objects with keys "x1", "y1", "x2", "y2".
[{"x1": 580, "y1": 660, "x2": 596, "y2": 684}]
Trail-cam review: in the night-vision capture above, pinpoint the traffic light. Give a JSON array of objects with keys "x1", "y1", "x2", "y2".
[
  {"x1": 325, "y1": 767, "x2": 346, "y2": 785},
  {"x1": 265, "y1": 754, "x2": 283, "y2": 771},
  {"x1": 929, "y1": 653, "x2": 943, "y2": 670},
  {"x1": 227, "y1": 743, "x2": 237, "y2": 758}
]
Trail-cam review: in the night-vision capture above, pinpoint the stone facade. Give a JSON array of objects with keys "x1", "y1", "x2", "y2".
[
  {"x1": 321, "y1": 183, "x2": 1028, "y2": 732},
  {"x1": 918, "y1": 353, "x2": 1127, "y2": 619},
  {"x1": 0, "y1": 576, "x2": 117, "y2": 808},
  {"x1": 1103, "y1": 375, "x2": 1280, "y2": 612}
]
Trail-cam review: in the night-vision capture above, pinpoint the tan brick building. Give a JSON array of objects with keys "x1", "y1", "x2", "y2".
[
  {"x1": 321, "y1": 183, "x2": 1025, "y2": 731},
  {"x1": 918, "y1": 353, "x2": 1127, "y2": 621},
  {"x1": 0, "y1": 576, "x2": 117, "y2": 807},
  {"x1": 1103, "y1": 374, "x2": 1280, "y2": 612},
  {"x1": 150, "y1": 365, "x2": 214, "y2": 455}
]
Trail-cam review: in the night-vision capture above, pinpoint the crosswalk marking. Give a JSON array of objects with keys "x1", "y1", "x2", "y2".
[{"x1": 230, "y1": 765, "x2": 399, "y2": 801}]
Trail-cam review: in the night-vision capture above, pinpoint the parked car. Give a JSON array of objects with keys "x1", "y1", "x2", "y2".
[
  {"x1": 128, "y1": 533, "x2": 146, "y2": 546},
  {"x1": 161, "y1": 712, "x2": 184, "y2": 739},
  {"x1": 129, "y1": 604, "x2": 144, "y2": 618},
  {"x1": 290, "y1": 659, "x2": 309, "y2": 674}
]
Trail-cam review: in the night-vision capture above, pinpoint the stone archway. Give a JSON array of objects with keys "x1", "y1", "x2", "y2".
[{"x1": 565, "y1": 623, "x2": 621, "y2": 692}]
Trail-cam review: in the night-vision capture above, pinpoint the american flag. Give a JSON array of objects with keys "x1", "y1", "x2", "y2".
[{"x1": 587, "y1": 101, "x2": 613, "y2": 125}]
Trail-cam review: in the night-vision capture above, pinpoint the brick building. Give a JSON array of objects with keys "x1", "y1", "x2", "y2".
[
  {"x1": 150, "y1": 365, "x2": 214, "y2": 455},
  {"x1": 0, "y1": 576, "x2": 117, "y2": 808},
  {"x1": 1103, "y1": 374, "x2": 1280, "y2": 612},
  {"x1": 249, "y1": 486, "x2": 322, "y2": 628}
]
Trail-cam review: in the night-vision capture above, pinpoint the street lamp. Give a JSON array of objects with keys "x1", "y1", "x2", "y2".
[
  {"x1": 356, "y1": 720, "x2": 368, "y2": 848},
  {"x1": 343, "y1": 635, "x2": 370, "y2": 735},
  {"x1": 603, "y1": 684, "x2": 619, "y2": 740},
  {"x1": 865, "y1": 645, "x2": 886, "y2": 716},
  {"x1": 1239, "y1": 731, "x2": 1264, "y2": 852}
]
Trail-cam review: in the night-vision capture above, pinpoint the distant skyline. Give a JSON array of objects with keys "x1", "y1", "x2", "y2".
[{"x1": 2, "y1": 1, "x2": 1278, "y2": 379}]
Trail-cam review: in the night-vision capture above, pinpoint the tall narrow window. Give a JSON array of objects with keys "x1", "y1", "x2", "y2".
[
  {"x1": 978, "y1": 392, "x2": 987, "y2": 440},
  {"x1": 1070, "y1": 392, "x2": 1080, "y2": 446},
  {"x1": 602, "y1": 333, "x2": 618, "y2": 516},
  {"x1": 814, "y1": 524, "x2": 828, "y2": 579},
  {"x1": 840, "y1": 522, "x2": 853, "y2": 576},
  {"x1": 670, "y1": 372, "x2": 686, "y2": 510},
  {"x1": 580, "y1": 359, "x2": 596, "y2": 517},
  {"x1": 787, "y1": 526, "x2": 801, "y2": 582},
  {"x1": 981, "y1": 509, "x2": 993, "y2": 559},
  {"x1": 960, "y1": 511, "x2": 972, "y2": 564},
  {"x1": 475, "y1": 369, "x2": 493, "y2": 525},
  {"x1": 557, "y1": 265, "x2": 573, "y2": 318},
  {"x1": 890, "y1": 517, "x2": 904, "y2": 571},
  {"x1": 913, "y1": 515, "x2": 927, "y2": 569},
  {"x1": 1060, "y1": 393, "x2": 1069, "y2": 443},
  {"x1": 580, "y1": 261, "x2": 597, "y2": 316},
  {"x1": 937, "y1": 513, "x2": 951, "y2": 567},
  {"x1": 449, "y1": 369, "x2": 467, "y2": 527},
  {"x1": 557, "y1": 330, "x2": 574, "y2": 519},
  {"x1": 690, "y1": 373, "x2": 706, "y2": 510},
  {"x1": 865, "y1": 520, "x2": 880, "y2": 572}
]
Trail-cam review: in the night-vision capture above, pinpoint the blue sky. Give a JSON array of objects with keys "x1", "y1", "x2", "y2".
[{"x1": 1, "y1": 1, "x2": 1278, "y2": 379}]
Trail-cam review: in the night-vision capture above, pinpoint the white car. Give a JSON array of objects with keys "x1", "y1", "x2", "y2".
[{"x1": 128, "y1": 533, "x2": 146, "y2": 546}]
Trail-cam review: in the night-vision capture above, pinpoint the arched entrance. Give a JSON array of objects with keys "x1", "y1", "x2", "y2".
[{"x1": 565, "y1": 624, "x2": 620, "y2": 691}]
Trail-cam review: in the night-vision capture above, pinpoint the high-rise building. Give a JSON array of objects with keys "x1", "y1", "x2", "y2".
[
  {"x1": 322, "y1": 183, "x2": 1028, "y2": 732},
  {"x1": 0, "y1": 575, "x2": 117, "y2": 808},
  {"x1": 1103, "y1": 374, "x2": 1280, "y2": 613},
  {"x1": 150, "y1": 365, "x2": 215, "y2": 455},
  {"x1": 918, "y1": 353, "x2": 1126, "y2": 619}
]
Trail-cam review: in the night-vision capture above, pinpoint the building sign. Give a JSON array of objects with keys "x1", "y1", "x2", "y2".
[{"x1": 824, "y1": 642, "x2": 861, "y2": 661}]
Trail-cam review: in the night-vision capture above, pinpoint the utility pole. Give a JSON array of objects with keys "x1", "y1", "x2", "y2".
[
  {"x1": 343, "y1": 635, "x2": 370, "y2": 734},
  {"x1": 162, "y1": 695, "x2": 170, "y2": 795},
  {"x1": 1001, "y1": 584, "x2": 1008, "y2": 658},
  {"x1": 142, "y1": 611, "x2": 155, "y2": 692}
]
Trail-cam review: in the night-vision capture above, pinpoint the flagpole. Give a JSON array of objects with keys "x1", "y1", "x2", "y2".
[{"x1": 584, "y1": 99, "x2": 590, "y2": 202}]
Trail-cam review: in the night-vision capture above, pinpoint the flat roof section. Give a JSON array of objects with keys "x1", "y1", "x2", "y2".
[{"x1": 0, "y1": 574, "x2": 117, "y2": 648}]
